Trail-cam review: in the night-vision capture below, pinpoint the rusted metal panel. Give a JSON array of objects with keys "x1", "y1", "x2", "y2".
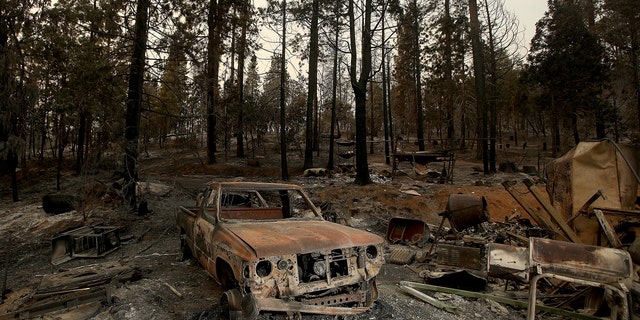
[
  {"x1": 435, "y1": 244, "x2": 484, "y2": 270},
  {"x1": 487, "y1": 243, "x2": 528, "y2": 281},
  {"x1": 527, "y1": 237, "x2": 632, "y2": 320},
  {"x1": 386, "y1": 246, "x2": 416, "y2": 265},
  {"x1": 529, "y1": 237, "x2": 632, "y2": 283},
  {"x1": 224, "y1": 221, "x2": 384, "y2": 258}
]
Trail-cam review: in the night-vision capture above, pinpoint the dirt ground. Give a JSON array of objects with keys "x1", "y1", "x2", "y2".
[{"x1": 0, "y1": 141, "x2": 553, "y2": 320}]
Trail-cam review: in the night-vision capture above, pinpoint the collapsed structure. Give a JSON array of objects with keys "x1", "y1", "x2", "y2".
[{"x1": 390, "y1": 140, "x2": 640, "y2": 320}]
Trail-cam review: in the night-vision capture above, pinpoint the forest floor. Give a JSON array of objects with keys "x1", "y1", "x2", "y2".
[{"x1": 0, "y1": 139, "x2": 557, "y2": 320}]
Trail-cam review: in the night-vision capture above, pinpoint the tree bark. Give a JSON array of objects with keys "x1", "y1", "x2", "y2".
[
  {"x1": 303, "y1": 0, "x2": 319, "y2": 169},
  {"x1": 444, "y1": 0, "x2": 454, "y2": 145},
  {"x1": 236, "y1": 0, "x2": 248, "y2": 158},
  {"x1": 382, "y1": 7, "x2": 390, "y2": 165},
  {"x1": 349, "y1": 0, "x2": 372, "y2": 185},
  {"x1": 327, "y1": 6, "x2": 340, "y2": 170},
  {"x1": 482, "y1": 0, "x2": 497, "y2": 173},
  {"x1": 1, "y1": 8, "x2": 19, "y2": 201},
  {"x1": 123, "y1": 0, "x2": 149, "y2": 209},
  {"x1": 280, "y1": 0, "x2": 289, "y2": 180},
  {"x1": 468, "y1": 0, "x2": 488, "y2": 173},
  {"x1": 413, "y1": 0, "x2": 425, "y2": 151},
  {"x1": 206, "y1": 0, "x2": 227, "y2": 164},
  {"x1": 631, "y1": 30, "x2": 640, "y2": 131}
]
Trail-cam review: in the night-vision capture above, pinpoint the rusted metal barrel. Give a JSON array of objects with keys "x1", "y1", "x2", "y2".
[{"x1": 445, "y1": 194, "x2": 489, "y2": 231}]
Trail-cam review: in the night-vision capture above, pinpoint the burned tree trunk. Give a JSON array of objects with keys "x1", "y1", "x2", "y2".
[{"x1": 123, "y1": 0, "x2": 149, "y2": 210}]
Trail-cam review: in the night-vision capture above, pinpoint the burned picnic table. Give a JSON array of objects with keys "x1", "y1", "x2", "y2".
[{"x1": 392, "y1": 150, "x2": 455, "y2": 182}]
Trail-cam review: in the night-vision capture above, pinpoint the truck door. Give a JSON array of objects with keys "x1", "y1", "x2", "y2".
[{"x1": 194, "y1": 188, "x2": 218, "y2": 275}]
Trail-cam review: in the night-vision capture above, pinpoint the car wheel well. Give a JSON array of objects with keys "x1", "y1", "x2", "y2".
[{"x1": 216, "y1": 258, "x2": 237, "y2": 289}]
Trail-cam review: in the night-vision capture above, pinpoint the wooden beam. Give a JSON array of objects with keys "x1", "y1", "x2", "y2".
[
  {"x1": 522, "y1": 179, "x2": 581, "y2": 243},
  {"x1": 502, "y1": 181, "x2": 567, "y2": 241},
  {"x1": 593, "y1": 209, "x2": 622, "y2": 248}
]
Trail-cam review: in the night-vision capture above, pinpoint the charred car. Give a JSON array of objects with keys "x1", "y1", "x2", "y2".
[{"x1": 176, "y1": 182, "x2": 385, "y2": 319}]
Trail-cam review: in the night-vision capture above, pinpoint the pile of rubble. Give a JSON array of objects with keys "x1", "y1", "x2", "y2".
[{"x1": 385, "y1": 143, "x2": 640, "y2": 320}]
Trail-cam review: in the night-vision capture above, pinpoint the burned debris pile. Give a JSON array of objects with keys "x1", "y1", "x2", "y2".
[{"x1": 386, "y1": 141, "x2": 640, "y2": 320}]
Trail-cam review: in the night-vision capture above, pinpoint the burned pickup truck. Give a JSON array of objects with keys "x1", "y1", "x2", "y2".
[{"x1": 176, "y1": 182, "x2": 385, "y2": 319}]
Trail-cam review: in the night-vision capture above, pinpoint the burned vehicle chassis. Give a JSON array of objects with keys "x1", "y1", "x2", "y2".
[{"x1": 176, "y1": 182, "x2": 384, "y2": 319}]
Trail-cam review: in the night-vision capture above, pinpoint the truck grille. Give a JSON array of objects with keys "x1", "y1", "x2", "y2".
[{"x1": 297, "y1": 249, "x2": 351, "y2": 283}]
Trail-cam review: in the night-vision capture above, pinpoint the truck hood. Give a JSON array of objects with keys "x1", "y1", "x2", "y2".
[{"x1": 223, "y1": 220, "x2": 384, "y2": 257}]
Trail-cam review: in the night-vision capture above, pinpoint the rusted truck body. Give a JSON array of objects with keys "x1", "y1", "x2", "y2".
[{"x1": 176, "y1": 182, "x2": 385, "y2": 318}]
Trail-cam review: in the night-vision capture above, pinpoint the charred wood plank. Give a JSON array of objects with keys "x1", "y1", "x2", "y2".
[
  {"x1": 592, "y1": 209, "x2": 622, "y2": 248},
  {"x1": 522, "y1": 179, "x2": 581, "y2": 243},
  {"x1": 502, "y1": 181, "x2": 567, "y2": 241}
]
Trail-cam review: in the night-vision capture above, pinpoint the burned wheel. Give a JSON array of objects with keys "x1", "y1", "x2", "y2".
[{"x1": 219, "y1": 289, "x2": 259, "y2": 320}]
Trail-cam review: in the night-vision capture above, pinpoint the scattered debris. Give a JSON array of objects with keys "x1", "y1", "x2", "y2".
[
  {"x1": 387, "y1": 173, "x2": 638, "y2": 319},
  {"x1": 0, "y1": 262, "x2": 141, "y2": 320},
  {"x1": 51, "y1": 226, "x2": 122, "y2": 265},
  {"x1": 399, "y1": 281, "x2": 603, "y2": 320},
  {"x1": 392, "y1": 150, "x2": 455, "y2": 183},
  {"x1": 36, "y1": 262, "x2": 141, "y2": 298},
  {"x1": 397, "y1": 283, "x2": 457, "y2": 313},
  {"x1": 303, "y1": 168, "x2": 328, "y2": 177}
]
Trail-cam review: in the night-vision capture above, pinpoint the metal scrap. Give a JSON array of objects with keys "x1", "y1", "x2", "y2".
[
  {"x1": 386, "y1": 185, "x2": 637, "y2": 319},
  {"x1": 51, "y1": 225, "x2": 122, "y2": 265},
  {"x1": 397, "y1": 284, "x2": 458, "y2": 313},
  {"x1": 527, "y1": 237, "x2": 632, "y2": 320},
  {"x1": 386, "y1": 217, "x2": 429, "y2": 245},
  {"x1": 399, "y1": 281, "x2": 602, "y2": 320}
]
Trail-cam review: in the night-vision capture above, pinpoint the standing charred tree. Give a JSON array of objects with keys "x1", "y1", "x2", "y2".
[
  {"x1": 123, "y1": 0, "x2": 149, "y2": 209},
  {"x1": 327, "y1": 1, "x2": 341, "y2": 170},
  {"x1": 303, "y1": 0, "x2": 319, "y2": 170},
  {"x1": 443, "y1": 0, "x2": 455, "y2": 146},
  {"x1": 236, "y1": 0, "x2": 249, "y2": 158},
  {"x1": 381, "y1": 4, "x2": 390, "y2": 165},
  {"x1": 468, "y1": 0, "x2": 488, "y2": 173},
  {"x1": 206, "y1": 0, "x2": 230, "y2": 164},
  {"x1": 412, "y1": 0, "x2": 425, "y2": 151},
  {"x1": 483, "y1": 0, "x2": 497, "y2": 173},
  {"x1": 348, "y1": 0, "x2": 373, "y2": 185},
  {"x1": 280, "y1": 0, "x2": 289, "y2": 180}
]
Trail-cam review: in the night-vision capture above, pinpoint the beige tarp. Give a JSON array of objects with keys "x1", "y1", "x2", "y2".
[{"x1": 546, "y1": 141, "x2": 639, "y2": 245}]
